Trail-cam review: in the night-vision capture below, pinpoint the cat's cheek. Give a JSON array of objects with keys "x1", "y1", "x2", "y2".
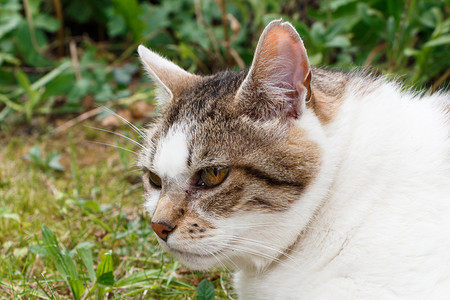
[{"x1": 143, "y1": 192, "x2": 160, "y2": 217}]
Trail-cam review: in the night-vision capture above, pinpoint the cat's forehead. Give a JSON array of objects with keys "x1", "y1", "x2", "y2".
[{"x1": 162, "y1": 70, "x2": 247, "y2": 125}]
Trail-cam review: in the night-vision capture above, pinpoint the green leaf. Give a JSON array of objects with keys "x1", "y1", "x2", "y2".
[
  {"x1": 67, "y1": 78, "x2": 90, "y2": 101},
  {"x1": 178, "y1": 21, "x2": 209, "y2": 49},
  {"x1": 97, "y1": 272, "x2": 115, "y2": 287},
  {"x1": 41, "y1": 225, "x2": 79, "y2": 281},
  {"x1": 325, "y1": 35, "x2": 350, "y2": 48},
  {"x1": 96, "y1": 250, "x2": 114, "y2": 282},
  {"x1": 328, "y1": 0, "x2": 357, "y2": 11},
  {"x1": 28, "y1": 0, "x2": 43, "y2": 17},
  {"x1": 1, "y1": 212, "x2": 19, "y2": 222},
  {"x1": 403, "y1": 48, "x2": 419, "y2": 57},
  {"x1": 0, "y1": 94, "x2": 24, "y2": 112},
  {"x1": 107, "y1": 12, "x2": 126, "y2": 37},
  {"x1": 113, "y1": 63, "x2": 138, "y2": 85},
  {"x1": 358, "y1": 3, "x2": 384, "y2": 31},
  {"x1": 0, "y1": 14, "x2": 21, "y2": 39},
  {"x1": 16, "y1": 70, "x2": 33, "y2": 96},
  {"x1": 420, "y1": 9, "x2": 439, "y2": 28},
  {"x1": 34, "y1": 14, "x2": 60, "y2": 32},
  {"x1": 15, "y1": 21, "x2": 51, "y2": 67},
  {"x1": 310, "y1": 22, "x2": 326, "y2": 45},
  {"x1": 424, "y1": 34, "x2": 450, "y2": 47},
  {"x1": 42, "y1": 73, "x2": 76, "y2": 99},
  {"x1": 66, "y1": 1, "x2": 93, "y2": 23},
  {"x1": 31, "y1": 61, "x2": 72, "y2": 91},
  {"x1": 76, "y1": 246, "x2": 96, "y2": 283},
  {"x1": 111, "y1": 0, "x2": 145, "y2": 41},
  {"x1": 67, "y1": 277, "x2": 85, "y2": 300},
  {"x1": 41, "y1": 224, "x2": 62, "y2": 261},
  {"x1": 0, "y1": 51, "x2": 21, "y2": 66},
  {"x1": 48, "y1": 153, "x2": 64, "y2": 171},
  {"x1": 95, "y1": 250, "x2": 114, "y2": 298},
  {"x1": 196, "y1": 279, "x2": 215, "y2": 300},
  {"x1": 25, "y1": 146, "x2": 43, "y2": 163},
  {"x1": 114, "y1": 270, "x2": 159, "y2": 288},
  {"x1": 94, "y1": 84, "x2": 114, "y2": 102},
  {"x1": 75, "y1": 198, "x2": 101, "y2": 213},
  {"x1": 0, "y1": 207, "x2": 20, "y2": 222},
  {"x1": 308, "y1": 52, "x2": 323, "y2": 65},
  {"x1": 16, "y1": 70, "x2": 43, "y2": 120},
  {"x1": 140, "y1": 3, "x2": 170, "y2": 35}
]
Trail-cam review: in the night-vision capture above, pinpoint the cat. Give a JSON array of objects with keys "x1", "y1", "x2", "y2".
[{"x1": 136, "y1": 19, "x2": 450, "y2": 299}]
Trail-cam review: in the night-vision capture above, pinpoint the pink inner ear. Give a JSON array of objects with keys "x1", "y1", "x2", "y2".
[
  {"x1": 258, "y1": 26, "x2": 310, "y2": 97},
  {"x1": 237, "y1": 21, "x2": 312, "y2": 120},
  {"x1": 277, "y1": 37, "x2": 309, "y2": 92},
  {"x1": 250, "y1": 24, "x2": 311, "y2": 118}
]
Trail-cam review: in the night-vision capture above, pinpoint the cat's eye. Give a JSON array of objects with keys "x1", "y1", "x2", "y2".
[
  {"x1": 199, "y1": 167, "x2": 229, "y2": 187},
  {"x1": 148, "y1": 171, "x2": 162, "y2": 188}
]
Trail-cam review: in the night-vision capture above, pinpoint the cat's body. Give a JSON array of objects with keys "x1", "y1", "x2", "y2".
[
  {"x1": 236, "y1": 70, "x2": 450, "y2": 299},
  {"x1": 137, "y1": 20, "x2": 450, "y2": 299}
]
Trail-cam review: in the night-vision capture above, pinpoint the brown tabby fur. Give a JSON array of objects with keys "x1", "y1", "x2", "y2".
[{"x1": 139, "y1": 67, "x2": 348, "y2": 228}]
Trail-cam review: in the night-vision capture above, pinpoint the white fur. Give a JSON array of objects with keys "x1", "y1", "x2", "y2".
[
  {"x1": 138, "y1": 45, "x2": 185, "y2": 74},
  {"x1": 234, "y1": 79, "x2": 450, "y2": 299},
  {"x1": 138, "y1": 45, "x2": 193, "y2": 106},
  {"x1": 143, "y1": 191, "x2": 159, "y2": 217},
  {"x1": 153, "y1": 124, "x2": 189, "y2": 179}
]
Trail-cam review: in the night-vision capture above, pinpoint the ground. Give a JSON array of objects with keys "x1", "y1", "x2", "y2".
[{"x1": 0, "y1": 116, "x2": 233, "y2": 299}]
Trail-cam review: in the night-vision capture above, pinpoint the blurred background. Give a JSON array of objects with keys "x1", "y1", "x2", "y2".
[
  {"x1": 0, "y1": 0, "x2": 449, "y2": 299},
  {"x1": 1, "y1": 0, "x2": 449, "y2": 127}
]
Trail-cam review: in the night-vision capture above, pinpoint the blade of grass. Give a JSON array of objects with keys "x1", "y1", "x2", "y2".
[
  {"x1": 68, "y1": 132, "x2": 81, "y2": 194},
  {"x1": 0, "y1": 94, "x2": 25, "y2": 112}
]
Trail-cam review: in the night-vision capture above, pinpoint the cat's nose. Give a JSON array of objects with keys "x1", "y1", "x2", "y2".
[{"x1": 151, "y1": 222, "x2": 175, "y2": 241}]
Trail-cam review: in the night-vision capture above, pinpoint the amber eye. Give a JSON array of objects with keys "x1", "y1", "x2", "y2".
[
  {"x1": 199, "y1": 167, "x2": 229, "y2": 187},
  {"x1": 148, "y1": 171, "x2": 162, "y2": 188}
]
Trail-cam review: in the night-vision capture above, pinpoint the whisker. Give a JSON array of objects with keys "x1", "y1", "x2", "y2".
[
  {"x1": 218, "y1": 234, "x2": 304, "y2": 264},
  {"x1": 88, "y1": 141, "x2": 139, "y2": 155},
  {"x1": 208, "y1": 249, "x2": 234, "y2": 273},
  {"x1": 229, "y1": 236, "x2": 299, "y2": 258},
  {"x1": 100, "y1": 106, "x2": 147, "y2": 140},
  {"x1": 231, "y1": 235, "x2": 306, "y2": 257},
  {"x1": 199, "y1": 242, "x2": 240, "y2": 271},
  {"x1": 85, "y1": 125, "x2": 148, "y2": 151},
  {"x1": 200, "y1": 239, "x2": 293, "y2": 270}
]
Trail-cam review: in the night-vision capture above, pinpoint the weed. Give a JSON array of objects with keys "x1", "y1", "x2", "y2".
[{"x1": 24, "y1": 145, "x2": 65, "y2": 172}]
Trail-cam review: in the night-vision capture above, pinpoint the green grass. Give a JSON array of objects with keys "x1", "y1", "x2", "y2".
[{"x1": 0, "y1": 121, "x2": 232, "y2": 299}]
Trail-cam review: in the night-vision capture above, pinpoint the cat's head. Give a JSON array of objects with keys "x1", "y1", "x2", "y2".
[{"x1": 137, "y1": 20, "x2": 326, "y2": 271}]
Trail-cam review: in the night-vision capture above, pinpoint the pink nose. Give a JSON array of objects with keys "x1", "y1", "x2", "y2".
[{"x1": 151, "y1": 222, "x2": 174, "y2": 241}]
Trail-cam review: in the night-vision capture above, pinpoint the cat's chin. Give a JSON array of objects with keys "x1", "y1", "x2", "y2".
[{"x1": 170, "y1": 249, "x2": 221, "y2": 270}]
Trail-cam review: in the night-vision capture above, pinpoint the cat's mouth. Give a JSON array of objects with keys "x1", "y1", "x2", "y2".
[{"x1": 170, "y1": 247, "x2": 224, "y2": 259}]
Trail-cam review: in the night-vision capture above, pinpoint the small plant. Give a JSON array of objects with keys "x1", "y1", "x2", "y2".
[
  {"x1": 39, "y1": 225, "x2": 115, "y2": 300},
  {"x1": 196, "y1": 279, "x2": 215, "y2": 300},
  {"x1": 24, "y1": 145, "x2": 64, "y2": 172}
]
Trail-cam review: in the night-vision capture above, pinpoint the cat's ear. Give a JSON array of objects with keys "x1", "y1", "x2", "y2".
[
  {"x1": 138, "y1": 45, "x2": 198, "y2": 106},
  {"x1": 236, "y1": 20, "x2": 311, "y2": 120}
]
